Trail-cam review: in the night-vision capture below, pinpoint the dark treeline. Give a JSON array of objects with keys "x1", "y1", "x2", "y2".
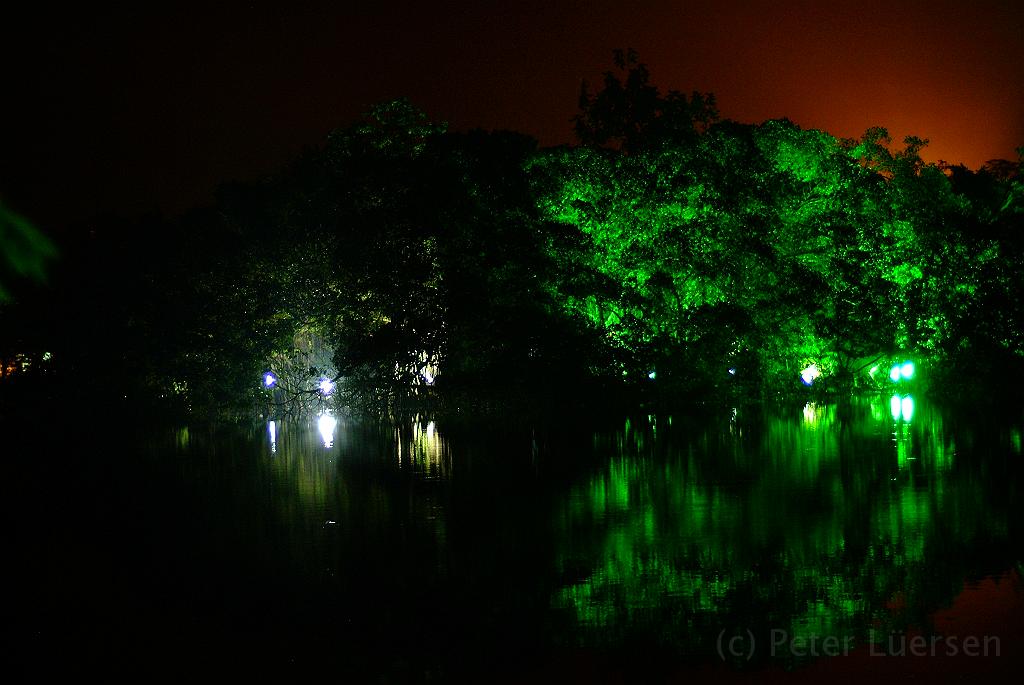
[{"x1": 3, "y1": 53, "x2": 1023, "y2": 419}]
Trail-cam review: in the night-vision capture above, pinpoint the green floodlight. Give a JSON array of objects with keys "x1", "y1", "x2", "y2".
[{"x1": 889, "y1": 360, "x2": 915, "y2": 382}]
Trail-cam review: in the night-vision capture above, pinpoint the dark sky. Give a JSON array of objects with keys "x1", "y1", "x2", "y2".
[{"x1": 3, "y1": 0, "x2": 1022, "y2": 229}]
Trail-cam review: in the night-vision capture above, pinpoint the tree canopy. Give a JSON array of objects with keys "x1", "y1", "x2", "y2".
[{"x1": 4, "y1": 55, "x2": 1022, "y2": 417}]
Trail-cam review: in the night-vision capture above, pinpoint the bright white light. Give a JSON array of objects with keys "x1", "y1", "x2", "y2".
[
  {"x1": 900, "y1": 361, "x2": 915, "y2": 379},
  {"x1": 318, "y1": 413, "x2": 337, "y2": 448},
  {"x1": 889, "y1": 365, "x2": 901, "y2": 382},
  {"x1": 901, "y1": 395, "x2": 915, "y2": 422},
  {"x1": 319, "y1": 378, "x2": 335, "y2": 395},
  {"x1": 890, "y1": 394, "x2": 902, "y2": 421},
  {"x1": 800, "y1": 364, "x2": 820, "y2": 385},
  {"x1": 648, "y1": 370, "x2": 657, "y2": 380},
  {"x1": 728, "y1": 367, "x2": 737, "y2": 376},
  {"x1": 268, "y1": 420, "x2": 277, "y2": 454},
  {"x1": 419, "y1": 351, "x2": 438, "y2": 386},
  {"x1": 263, "y1": 372, "x2": 277, "y2": 388}
]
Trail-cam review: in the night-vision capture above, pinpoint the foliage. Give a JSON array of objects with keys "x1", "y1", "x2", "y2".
[
  {"x1": 4, "y1": 56, "x2": 1022, "y2": 416},
  {"x1": 0, "y1": 202, "x2": 56, "y2": 301},
  {"x1": 529, "y1": 57, "x2": 1024, "y2": 398}
]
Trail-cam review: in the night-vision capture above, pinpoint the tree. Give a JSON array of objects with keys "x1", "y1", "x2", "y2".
[
  {"x1": 0, "y1": 202, "x2": 55, "y2": 301},
  {"x1": 574, "y1": 48, "x2": 718, "y2": 153}
]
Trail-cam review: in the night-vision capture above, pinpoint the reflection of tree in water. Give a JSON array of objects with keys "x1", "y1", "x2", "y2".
[
  {"x1": 258, "y1": 415, "x2": 449, "y2": 539},
  {"x1": 394, "y1": 417, "x2": 450, "y2": 479},
  {"x1": 549, "y1": 396, "x2": 1020, "y2": 664}
]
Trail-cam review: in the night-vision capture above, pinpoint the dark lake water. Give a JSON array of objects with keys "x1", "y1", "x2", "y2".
[{"x1": 13, "y1": 395, "x2": 1024, "y2": 682}]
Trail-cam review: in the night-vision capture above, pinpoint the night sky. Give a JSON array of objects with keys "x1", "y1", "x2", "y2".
[{"x1": 3, "y1": 0, "x2": 1022, "y2": 230}]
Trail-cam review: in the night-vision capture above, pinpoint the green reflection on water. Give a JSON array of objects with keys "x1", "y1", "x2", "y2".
[
  {"x1": 550, "y1": 395, "x2": 1016, "y2": 659},
  {"x1": 204, "y1": 395, "x2": 1019, "y2": 669}
]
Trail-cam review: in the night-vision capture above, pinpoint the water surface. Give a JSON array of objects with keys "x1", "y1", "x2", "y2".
[{"x1": 16, "y1": 396, "x2": 1023, "y2": 681}]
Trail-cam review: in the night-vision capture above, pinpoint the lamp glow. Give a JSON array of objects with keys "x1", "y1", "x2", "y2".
[
  {"x1": 800, "y1": 364, "x2": 820, "y2": 385},
  {"x1": 648, "y1": 370, "x2": 657, "y2": 380},
  {"x1": 263, "y1": 372, "x2": 277, "y2": 388},
  {"x1": 319, "y1": 378, "x2": 335, "y2": 395},
  {"x1": 889, "y1": 365, "x2": 901, "y2": 382},
  {"x1": 900, "y1": 361, "x2": 915, "y2": 379}
]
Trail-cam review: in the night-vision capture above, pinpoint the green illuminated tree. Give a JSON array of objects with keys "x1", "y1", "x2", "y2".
[
  {"x1": 44, "y1": 56, "x2": 1021, "y2": 417},
  {"x1": 532, "y1": 109, "x2": 910, "y2": 393},
  {"x1": 0, "y1": 203, "x2": 55, "y2": 302},
  {"x1": 532, "y1": 53, "x2": 1024, "y2": 396}
]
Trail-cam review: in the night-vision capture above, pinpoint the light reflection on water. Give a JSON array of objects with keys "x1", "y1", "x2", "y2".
[
  {"x1": 178, "y1": 395, "x2": 1021, "y2": 667},
  {"x1": 399, "y1": 419, "x2": 447, "y2": 477},
  {"x1": 317, "y1": 413, "x2": 337, "y2": 448},
  {"x1": 548, "y1": 394, "x2": 1005, "y2": 658}
]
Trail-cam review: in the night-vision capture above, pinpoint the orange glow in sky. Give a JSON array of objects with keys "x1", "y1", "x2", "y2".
[{"x1": 3, "y1": 0, "x2": 1021, "y2": 226}]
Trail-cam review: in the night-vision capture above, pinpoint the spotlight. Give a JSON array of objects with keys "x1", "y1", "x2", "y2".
[{"x1": 800, "y1": 364, "x2": 820, "y2": 386}]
